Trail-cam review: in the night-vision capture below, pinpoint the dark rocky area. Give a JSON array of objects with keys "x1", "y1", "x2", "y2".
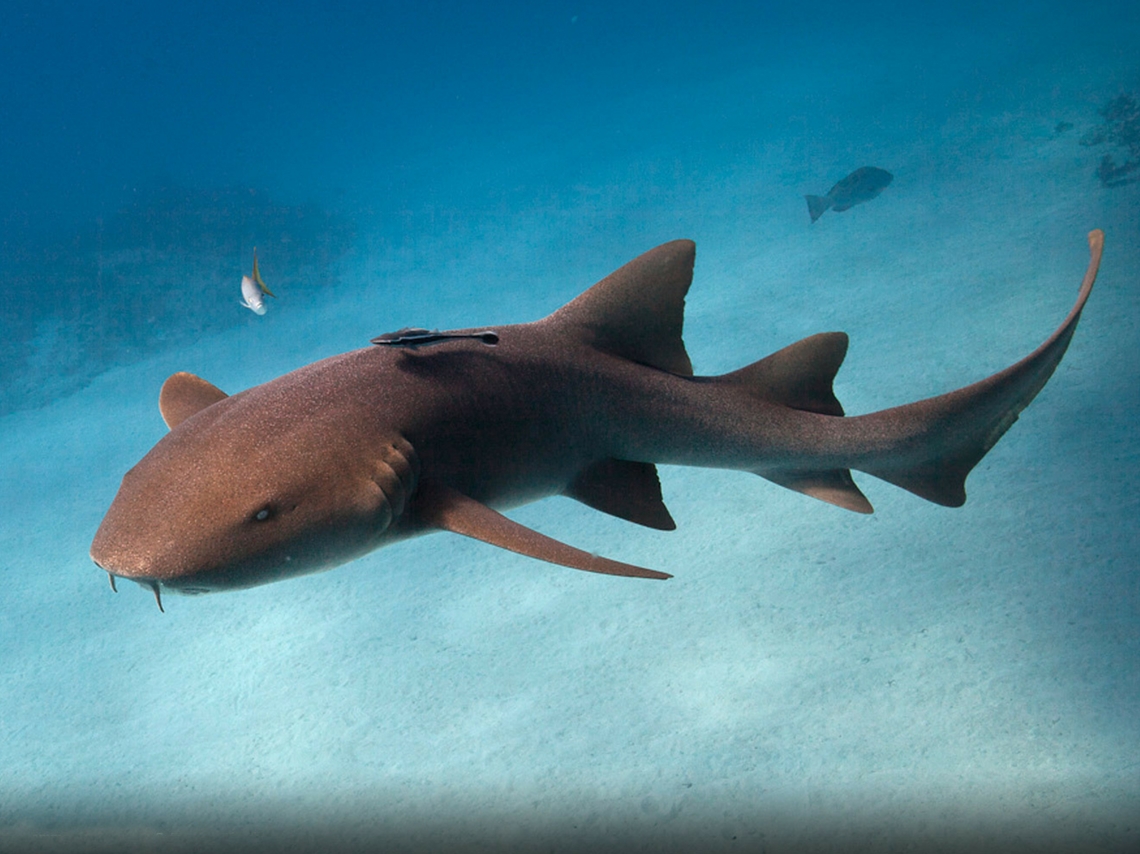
[{"x1": 1080, "y1": 92, "x2": 1140, "y2": 187}]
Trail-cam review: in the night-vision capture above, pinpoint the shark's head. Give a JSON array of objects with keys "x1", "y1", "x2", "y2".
[{"x1": 90, "y1": 371, "x2": 418, "y2": 603}]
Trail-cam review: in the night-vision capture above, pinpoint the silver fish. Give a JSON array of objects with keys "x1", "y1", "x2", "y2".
[{"x1": 239, "y1": 248, "x2": 275, "y2": 315}]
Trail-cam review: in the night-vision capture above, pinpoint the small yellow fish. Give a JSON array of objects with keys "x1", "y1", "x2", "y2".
[
  {"x1": 240, "y1": 248, "x2": 276, "y2": 315},
  {"x1": 251, "y1": 248, "x2": 275, "y2": 297}
]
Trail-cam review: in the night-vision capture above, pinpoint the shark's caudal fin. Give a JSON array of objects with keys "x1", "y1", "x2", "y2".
[
  {"x1": 545, "y1": 239, "x2": 695, "y2": 375},
  {"x1": 857, "y1": 229, "x2": 1103, "y2": 506}
]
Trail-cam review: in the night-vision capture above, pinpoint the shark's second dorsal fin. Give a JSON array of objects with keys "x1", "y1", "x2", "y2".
[
  {"x1": 722, "y1": 332, "x2": 849, "y2": 416},
  {"x1": 562, "y1": 458, "x2": 676, "y2": 531},
  {"x1": 159, "y1": 372, "x2": 229, "y2": 430},
  {"x1": 546, "y1": 240, "x2": 695, "y2": 376}
]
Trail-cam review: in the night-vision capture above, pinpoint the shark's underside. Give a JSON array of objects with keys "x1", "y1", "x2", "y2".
[{"x1": 90, "y1": 231, "x2": 1104, "y2": 609}]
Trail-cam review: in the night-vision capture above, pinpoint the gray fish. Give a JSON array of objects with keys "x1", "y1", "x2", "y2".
[{"x1": 806, "y1": 166, "x2": 893, "y2": 223}]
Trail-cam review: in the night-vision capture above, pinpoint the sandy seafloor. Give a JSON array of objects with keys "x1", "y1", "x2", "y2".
[{"x1": 1, "y1": 3, "x2": 1139, "y2": 853}]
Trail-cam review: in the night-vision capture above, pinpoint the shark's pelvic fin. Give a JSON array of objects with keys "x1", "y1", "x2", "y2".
[
  {"x1": 414, "y1": 481, "x2": 672, "y2": 579},
  {"x1": 860, "y1": 229, "x2": 1104, "y2": 506},
  {"x1": 563, "y1": 458, "x2": 677, "y2": 530},
  {"x1": 547, "y1": 239, "x2": 695, "y2": 376},
  {"x1": 159, "y1": 372, "x2": 230, "y2": 430}
]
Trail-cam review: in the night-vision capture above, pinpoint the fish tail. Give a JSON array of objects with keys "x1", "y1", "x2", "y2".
[
  {"x1": 728, "y1": 232, "x2": 1099, "y2": 514},
  {"x1": 850, "y1": 230, "x2": 1101, "y2": 506},
  {"x1": 252, "y1": 248, "x2": 276, "y2": 297},
  {"x1": 805, "y1": 195, "x2": 830, "y2": 223}
]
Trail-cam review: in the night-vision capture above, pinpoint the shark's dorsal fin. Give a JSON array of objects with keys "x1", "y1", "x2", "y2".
[
  {"x1": 546, "y1": 240, "x2": 695, "y2": 376},
  {"x1": 159, "y1": 372, "x2": 229, "y2": 430},
  {"x1": 724, "y1": 332, "x2": 848, "y2": 416},
  {"x1": 413, "y1": 481, "x2": 671, "y2": 579},
  {"x1": 562, "y1": 458, "x2": 676, "y2": 531}
]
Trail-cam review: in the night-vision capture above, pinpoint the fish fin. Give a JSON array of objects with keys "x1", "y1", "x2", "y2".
[
  {"x1": 858, "y1": 229, "x2": 1103, "y2": 506},
  {"x1": 805, "y1": 195, "x2": 830, "y2": 222},
  {"x1": 721, "y1": 332, "x2": 848, "y2": 416},
  {"x1": 252, "y1": 248, "x2": 276, "y2": 297},
  {"x1": 413, "y1": 481, "x2": 671, "y2": 579},
  {"x1": 562, "y1": 458, "x2": 676, "y2": 530},
  {"x1": 545, "y1": 240, "x2": 695, "y2": 376},
  {"x1": 159, "y1": 372, "x2": 229, "y2": 429},
  {"x1": 759, "y1": 468, "x2": 873, "y2": 513},
  {"x1": 731, "y1": 332, "x2": 868, "y2": 512}
]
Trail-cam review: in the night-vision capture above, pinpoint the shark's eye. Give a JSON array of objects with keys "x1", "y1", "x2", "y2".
[{"x1": 252, "y1": 506, "x2": 274, "y2": 522}]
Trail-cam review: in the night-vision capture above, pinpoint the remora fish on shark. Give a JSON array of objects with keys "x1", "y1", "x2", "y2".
[{"x1": 91, "y1": 232, "x2": 1104, "y2": 610}]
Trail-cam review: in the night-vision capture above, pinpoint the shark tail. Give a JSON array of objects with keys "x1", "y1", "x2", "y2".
[
  {"x1": 805, "y1": 194, "x2": 831, "y2": 223},
  {"x1": 852, "y1": 229, "x2": 1102, "y2": 506}
]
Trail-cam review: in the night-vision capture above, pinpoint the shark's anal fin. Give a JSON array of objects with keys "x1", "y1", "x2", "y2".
[
  {"x1": 413, "y1": 482, "x2": 672, "y2": 580},
  {"x1": 760, "y1": 468, "x2": 873, "y2": 513},
  {"x1": 563, "y1": 458, "x2": 677, "y2": 530},
  {"x1": 159, "y1": 372, "x2": 229, "y2": 430}
]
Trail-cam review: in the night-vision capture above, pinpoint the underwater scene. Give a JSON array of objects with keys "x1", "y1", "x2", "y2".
[{"x1": 1, "y1": 2, "x2": 1138, "y2": 852}]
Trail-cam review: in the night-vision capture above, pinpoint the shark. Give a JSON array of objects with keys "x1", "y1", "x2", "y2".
[{"x1": 90, "y1": 231, "x2": 1104, "y2": 610}]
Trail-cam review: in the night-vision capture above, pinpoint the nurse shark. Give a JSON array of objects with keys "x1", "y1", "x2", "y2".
[{"x1": 91, "y1": 231, "x2": 1104, "y2": 610}]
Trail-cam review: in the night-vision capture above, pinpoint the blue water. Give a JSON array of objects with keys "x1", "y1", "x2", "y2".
[{"x1": 2, "y1": 2, "x2": 1138, "y2": 852}]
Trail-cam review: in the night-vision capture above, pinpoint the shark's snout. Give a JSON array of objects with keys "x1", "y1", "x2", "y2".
[{"x1": 91, "y1": 541, "x2": 218, "y2": 612}]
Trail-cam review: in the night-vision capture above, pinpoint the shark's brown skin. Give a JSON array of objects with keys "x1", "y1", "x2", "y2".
[{"x1": 91, "y1": 232, "x2": 1104, "y2": 608}]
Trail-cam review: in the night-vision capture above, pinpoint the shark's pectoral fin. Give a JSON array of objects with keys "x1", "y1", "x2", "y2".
[
  {"x1": 759, "y1": 468, "x2": 873, "y2": 513},
  {"x1": 159, "y1": 372, "x2": 229, "y2": 429},
  {"x1": 563, "y1": 458, "x2": 676, "y2": 530},
  {"x1": 413, "y1": 481, "x2": 671, "y2": 580}
]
